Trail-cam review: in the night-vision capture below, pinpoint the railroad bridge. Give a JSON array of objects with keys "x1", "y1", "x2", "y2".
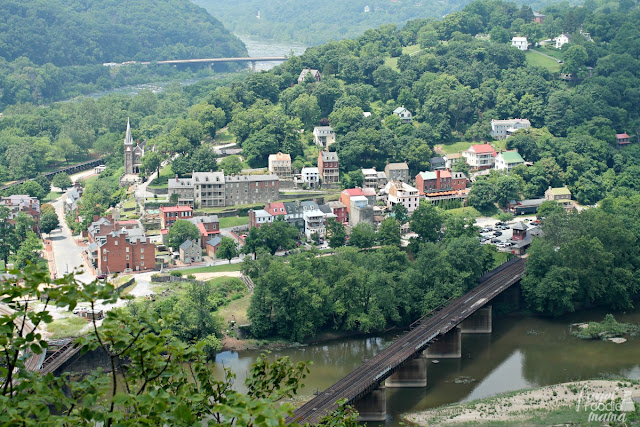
[
  {"x1": 127, "y1": 56, "x2": 289, "y2": 71},
  {"x1": 288, "y1": 257, "x2": 526, "y2": 424},
  {"x1": 0, "y1": 157, "x2": 104, "y2": 192}
]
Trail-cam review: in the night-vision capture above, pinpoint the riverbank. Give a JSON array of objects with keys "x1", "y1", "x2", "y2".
[{"x1": 405, "y1": 379, "x2": 640, "y2": 425}]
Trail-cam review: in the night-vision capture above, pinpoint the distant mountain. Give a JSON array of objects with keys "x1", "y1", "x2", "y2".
[
  {"x1": 0, "y1": 0, "x2": 247, "y2": 66},
  {"x1": 192, "y1": 0, "x2": 575, "y2": 46}
]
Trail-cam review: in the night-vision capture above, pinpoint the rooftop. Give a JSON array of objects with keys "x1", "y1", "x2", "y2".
[
  {"x1": 548, "y1": 186, "x2": 572, "y2": 196},
  {"x1": 207, "y1": 236, "x2": 222, "y2": 247},
  {"x1": 160, "y1": 205, "x2": 193, "y2": 213},
  {"x1": 467, "y1": 144, "x2": 497, "y2": 155},
  {"x1": 499, "y1": 150, "x2": 525, "y2": 163},
  {"x1": 386, "y1": 162, "x2": 409, "y2": 170},
  {"x1": 342, "y1": 188, "x2": 364, "y2": 197},
  {"x1": 320, "y1": 151, "x2": 339, "y2": 161},
  {"x1": 269, "y1": 152, "x2": 291, "y2": 161}
]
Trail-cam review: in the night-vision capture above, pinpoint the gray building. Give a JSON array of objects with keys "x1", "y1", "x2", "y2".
[{"x1": 385, "y1": 162, "x2": 410, "y2": 183}]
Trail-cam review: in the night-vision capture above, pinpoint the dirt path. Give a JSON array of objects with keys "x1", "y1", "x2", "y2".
[{"x1": 191, "y1": 271, "x2": 242, "y2": 281}]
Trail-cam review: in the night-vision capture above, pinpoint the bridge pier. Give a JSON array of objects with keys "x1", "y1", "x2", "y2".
[
  {"x1": 460, "y1": 306, "x2": 492, "y2": 333},
  {"x1": 385, "y1": 354, "x2": 427, "y2": 388},
  {"x1": 353, "y1": 385, "x2": 386, "y2": 422},
  {"x1": 426, "y1": 326, "x2": 461, "y2": 358},
  {"x1": 250, "y1": 61, "x2": 256, "y2": 72}
]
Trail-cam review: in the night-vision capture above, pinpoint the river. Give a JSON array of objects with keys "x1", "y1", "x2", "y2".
[
  {"x1": 69, "y1": 37, "x2": 307, "y2": 100},
  {"x1": 64, "y1": 306, "x2": 640, "y2": 425}
]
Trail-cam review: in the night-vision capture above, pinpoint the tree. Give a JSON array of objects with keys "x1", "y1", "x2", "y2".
[
  {"x1": 39, "y1": 210, "x2": 60, "y2": 236},
  {"x1": 467, "y1": 179, "x2": 495, "y2": 211},
  {"x1": 493, "y1": 175, "x2": 521, "y2": 208},
  {"x1": 141, "y1": 151, "x2": 162, "y2": 176},
  {"x1": 326, "y1": 218, "x2": 347, "y2": 248},
  {"x1": 0, "y1": 206, "x2": 16, "y2": 268},
  {"x1": 166, "y1": 219, "x2": 200, "y2": 250},
  {"x1": 19, "y1": 181, "x2": 46, "y2": 201},
  {"x1": 342, "y1": 169, "x2": 364, "y2": 189},
  {"x1": 410, "y1": 201, "x2": 443, "y2": 242},
  {"x1": 391, "y1": 203, "x2": 409, "y2": 225},
  {"x1": 190, "y1": 145, "x2": 218, "y2": 172},
  {"x1": 349, "y1": 223, "x2": 376, "y2": 249},
  {"x1": 243, "y1": 220, "x2": 299, "y2": 256},
  {"x1": 0, "y1": 264, "x2": 358, "y2": 425},
  {"x1": 537, "y1": 200, "x2": 564, "y2": 219},
  {"x1": 216, "y1": 237, "x2": 239, "y2": 263},
  {"x1": 219, "y1": 156, "x2": 243, "y2": 175},
  {"x1": 11, "y1": 231, "x2": 42, "y2": 269},
  {"x1": 378, "y1": 217, "x2": 401, "y2": 246},
  {"x1": 52, "y1": 172, "x2": 72, "y2": 191}
]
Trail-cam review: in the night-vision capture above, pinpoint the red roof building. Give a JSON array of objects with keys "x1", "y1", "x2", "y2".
[
  {"x1": 265, "y1": 202, "x2": 287, "y2": 217},
  {"x1": 616, "y1": 133, "x2": 631, "y2": 145},
  {"x1": 159, "y1": 205, "x2": 194, "y2": 229},
  {"x1": 340, "y1": 188, "x2": 365, "y2": 213}
]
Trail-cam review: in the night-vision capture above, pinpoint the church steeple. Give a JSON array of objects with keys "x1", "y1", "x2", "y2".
[{"x1": 124, "y1": 118, "x2": 133, "y2": 146}]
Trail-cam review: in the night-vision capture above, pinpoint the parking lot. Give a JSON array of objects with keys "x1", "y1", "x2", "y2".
[{"x1": 478, "y1": 217, "x2": 539, "y2": 250}]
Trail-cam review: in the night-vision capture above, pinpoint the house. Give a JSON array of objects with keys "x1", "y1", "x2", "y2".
[
  {"x1": 392, "y1": 106, "x2": 413, "y2": 124},
  {"x1": 511, "y1": 36, "x2": 528, "y2": 51},
  {"x1": 554, "y1": 33, "x2": 570, "y2": 49},
  {"x1": 224, "y1": 174, "x2": 279, "y2": 206},
  {"x1": 533, "y1": 11, "x2": 545, "y2": 24},
  {"x1": 193, "y1": 172, "x2": 226, "y2": 208},
  {"x1": 303, "y1": 209, "x2": 326, "y2": 239},
  {"x1": 63, "y1": 187, "x2": 82, "y2": 215},
  {"x1": 0, "y1": 195, "x2": 41, "y2": 230},
  {"x1": 340, "y1": 188, "x2": 364, "y2": 214},
  {"x1": 188, "y1": 215, "x2": 220, "y2": 248},
  {"x1": 377, "y1": 170, "x2": 388, "y2": 188},
  {"x1": 491, "y1": 119, "x2": 531, "y2": 139},
  {"x1": 313, "y1": 126, "x2": 336, "y2": 149},
  {"x1": 349, "y1": 196, "x2": 374, "y2": 227},
  {"x1": 444, "y1": 153, "x2": 464, "y2": 170},
  {"x1": 168, "y1": 176, "x2": 195, "y2": 206},
  {"x1": 494, "y1": 150, "x2": 525, "y2": 172},
  {"x1": 326, "y1": 200, "x2": 348, "y2": 224},
  {"x1": 616, "y1": 133, "x2": 631, "y2": 145},
  {"x1": 361, "y1": 187, "x2": 377, "y2": 206},
  {"x1": 94, "y1": 223, "x2": 154, "y2": 275},
  {"x1": 545, "y1": 186, "x2": 573, "y2": 211},
  {"x1": 268, "y1": 152, "x2": 292, "y2": 179},
  {"x1": 462, "y1": 144, "x2": 497, "y2": 169},
  {"x1": 507, "y1": 224, "x2": 542, "y2": 255},
  {"x1": 298, "y1": 69, "x2": 321, "y2": 84},
  {"x1": 179, "y1": 239, "x2": 201, "y2": 264},
  {"x1": 384, "y1": 181, "x2": 420, "y2": 214},
  {"x1": 301, "y1": 167, "x2": 320, "y2": 188},
  {"x1": 451, "y1": 171, "x2": 468, "y2": 190},
  {"x1": 205, "y1": 236, "x2": 223, "y2": 258},
  {"x1": 361, "y1": 168, "x2": 379, "y2": 188},
  {"x1": 430, "y1": 156, "x2": 446, "y2": 170},
  {"x1": 318, "y1": 151, "x2": 339, "y2": 184},
  {"x1": 159, "y1": 205, "x2": 194, "y2": 229},
  {"x1": 248, "y1": 209, "x2": 275, "y2": 229},
  {"x1": 384, "y1": 162, "x2": 410, "y2": 183},
  {"x1": 416, "y1": 170, "x2": 452, "y2": 194},
  {"x1": 265, "y1": 201, "x2": 287, "y2": 218}
]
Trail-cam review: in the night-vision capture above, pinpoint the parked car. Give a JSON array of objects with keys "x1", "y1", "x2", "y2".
[
  {"x1": 493, "y1": 231, "x2": 503, "y2": 236},
  {"x1": 490, "y1": 238, "x2": 500, "y2": 243},
  {"x1": 96, "y1": 273, "x2": 107, "y2": 280},
  {"x1": 500, "y1": 225, "x2": 510, "y2": 230}
]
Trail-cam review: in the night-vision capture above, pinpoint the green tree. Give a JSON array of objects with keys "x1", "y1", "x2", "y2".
[
  {"x1": 536, "y1": 200, "x2": 564, "y2": 219},
  {"x1": 219, "y1": 156, "x2": 243, "y2": 175},
  {"x1": 11, "y1": 231, "x2": 42, "y2": 269},
  {"x1": 39, "y1": 210, "x2": 60, "y2": 237},
  {"x1": 189, "y1": 146, "x2": 219, "y2": 172},
  {"x1": 291, "y1": 93, "x2": 321, "y2": 129},
  {"x1": 19, "y1": 181, "x2": 46, "y2": 201},
  {"x1": 243, "y1": 220, "x2": 299, "y2": 256},
  {"x1": 326, "y1": 218, "x2": 347, "y2": 248},
  {"x1": 467, "y1": 179, "x2": 495, "y2": 211},
  {"x1": 410, "y1": 201, "x2": 442, "y2": 242},
  {"x1": 0, "y1": 207, "x2": 16, "y2": 268},
  {"x1": 494, "y1": 175, "x2": 521, "y2": 208},
  {"x1": 378, "y1": 217, "x2": 401, "y2": 246},
  {"x1": 349, "y1": 223, "x2": 376, "y2": 249},
  {"x1": 166, "y1": 219, "x2": 200, "y2": 249},
  {"x1": 216, "y1": 237, "x2": 239, "y2": 263},
  {"x1": 52, "y1": 173, "x2": 72, "y2": 191},
  {"x1": 141, "y1": 151, "x2": 163, "y2": 176},
  {"x1": 391, "y1": 203, "x2": 409, "y2": 224}
]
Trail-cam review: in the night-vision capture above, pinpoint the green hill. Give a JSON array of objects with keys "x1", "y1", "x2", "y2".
[{"x1": 0, "y1": 0, "x2": 247, "y2": 66}]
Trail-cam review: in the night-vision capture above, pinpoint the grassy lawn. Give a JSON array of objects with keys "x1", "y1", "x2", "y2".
[
  {"x1": 122, "y1": 198, "x2": 137, "y2": 209},
  {"x1": 219, "y1": 216, "x2": 249, "y2": 228},
  {"x1": 532, "y1": 46, "x2": 564, "y2": 60},
  {"x1": 173, "y1": 263, "x2": 242, "y2": 275},
  {"x1": 218, "y1": 294, "x2": 251, "y2": 325},
  {"x1": 48, "y1": 316, "x2": 89, "y2": 339},
  {"x1": 213, "y1": 128, "x2": 236, "y2": 144},
  {"x1": 82, "y1": 174, "x2": 99, "y2": 186},
  {"x1": 149, "y1": 164, "x2": 173, "y2": 189},
  {"x1": 43, "y1": 191, "x2": 62, "y2": 204},
  {"x1": 438, "y1": 141, "x2": 475, "y2": 154},
  {"x1": 526, "y1": 50, "x2": 561, "y2": 72},
  {"x1": 220, "y1": 154, "x2": 249, "y2": 169},
  {"x1": 442, "y1": 206, "x2": 482, "y2": 219},
  {"x1": 402, "y1": 44, "x2": 422, "y2": 55},
  {"x1": 384, "y1": 56, "x2": 399, "y2": 71}
]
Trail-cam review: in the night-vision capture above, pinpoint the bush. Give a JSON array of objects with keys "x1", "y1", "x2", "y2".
[{"x1": 170, "y1": 271, "x2": 182, "y2": 277}]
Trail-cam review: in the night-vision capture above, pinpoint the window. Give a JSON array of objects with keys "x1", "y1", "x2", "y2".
[
  {"x1": 114, "y1": 240, "x2": 119, "y2": 246},
  {"x1": 103, "y1": 256, "x2": 107, "y2": 261},
  {"x1": 141, "y1": 248, "x2": 144, "y2": 253},
  {"x1": 126, "y1": 247, "x2": 129, "y2": 253},
  {"x1": 141, "y1": 255, "x2": 144, "y2": 260}
]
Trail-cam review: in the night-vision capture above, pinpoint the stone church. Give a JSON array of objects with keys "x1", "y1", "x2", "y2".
[{"x1": 124, "y1": 118, "x2": 145, "y2": 175}]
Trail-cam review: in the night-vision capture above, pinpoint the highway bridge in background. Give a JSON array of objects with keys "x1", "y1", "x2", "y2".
[
  {"x1": 104, "y1": 56, "x2": 289, "y2": 69},
  {"x1": 288, "y1": 257, "x2": 526, "y2": 424}
]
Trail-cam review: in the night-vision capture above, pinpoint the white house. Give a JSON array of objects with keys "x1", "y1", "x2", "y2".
[
  {"x1": 511, "y1": 36, "x2": 528, "y2": 51},
  {"x1": 301, "y1": 167, "x2": 320, "y2": 188},
  {"x1": 268, "y1": 152, "x2": 292, "y2": 179},
  {"x1": 384, "y1": 181, "x2": 420, "y2": 214},
  {"x1": 462, "y1": 144, "x2": 497, "y2": 170},
  {"x1": 303, "y1": 209, "x2": 326, "y2": 239},
  {"x1": 491, "y1": 119, "x2": 531, "y2": 139},
  {"x1": 494, "y1": 150, "x2": 525, "y2": 172},
  {"x1": 313, "y1": 126, "x2": 336, "y2": 148},
  {"x1": 393, "y1": 106, "x2": 413, "y2": 124},
  {"x1": 554, "y1": 33, "x2": 570, "y2": 49}
]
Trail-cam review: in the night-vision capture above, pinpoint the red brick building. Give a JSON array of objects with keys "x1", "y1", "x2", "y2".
[
  {"x1": 326, "y1": 201, "x2": 348, "y2": 224},
  {"x1": 318, "y1": 151, "x2": 339, "y2": 184},
  {"x1": 96, "y1": 228, "x2": 154, "y2": 275},
  {"x1": 416, "y1": 170, "x2": 467, "y2": 195},
  {"x1": 340, "y1": 188, "x2": 364, "y2": 214},
  {"x1": 160, "y1": 205, "x2": 194, "y2": 229},
  {"x1": 188, "y1": 216, "x2": 220, "y2": 248},
  {"x1": 0, "y1": 195, "x2": 41, "y2": 230}
]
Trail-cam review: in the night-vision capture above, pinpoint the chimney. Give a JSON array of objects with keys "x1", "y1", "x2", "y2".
[
  {"x1": 436, "y1": 170, "x2": 441, "y2": 191},
  {"x1": 175, "y1": 174, "x2": 178, "y2": 182}
]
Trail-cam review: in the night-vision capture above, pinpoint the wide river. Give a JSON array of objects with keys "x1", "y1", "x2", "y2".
[{"x1": 65, "y1": 306, "x2": 640, "y2": 425}]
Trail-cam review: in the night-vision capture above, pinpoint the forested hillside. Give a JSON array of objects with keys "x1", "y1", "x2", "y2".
[
  {"x1": 0, "y1": 0, "x2": 247, "y2": 108},
  {"x1": 193, "y1": 0, "x2": 572, "y2": 45}
]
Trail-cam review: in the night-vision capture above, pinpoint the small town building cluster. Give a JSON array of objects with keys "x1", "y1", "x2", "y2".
[
  {"x1": 490, "y1": 119, "x2": 531, "y2": 139},
  {"x1": 0, "y1": 195, "x2": 41, "y2": 231},
  {"x1": 158, "y1": 205, "x2": 220, "y2": 254},
  {"x1": 86, "y1": 216, "x2": 155, "y2": 275}
]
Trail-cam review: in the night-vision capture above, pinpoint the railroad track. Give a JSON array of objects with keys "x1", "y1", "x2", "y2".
[
  {"x1": 288, "y1": 257, "x2": 526, "y2": 424},
  {"x1": 39, "y1": 340, "x2": 82, "y2": 375}
]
